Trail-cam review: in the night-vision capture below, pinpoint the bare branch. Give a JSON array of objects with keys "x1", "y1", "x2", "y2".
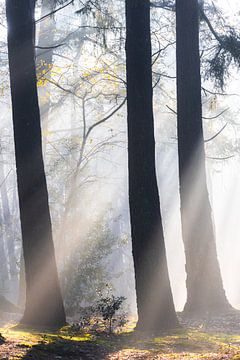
[
  {"x1": 85, "y1": 98, "x2": 127, "y2": 141},
  {"x1": 202, "y1": 87, "x2": 240, "y2": 97},
  {"x1": 207, "y1": 155, "x2": 235, "y2": 160},
  {"x1": 204, "y1": 123, "x2": 227, "y2": 142},
  {"x1": 36, "y1": 0, "x2": 74, "y2": 24},
  {"x1": 35, "y1": 43, "x2": 65, "y2": 50},
  {"x1": 166, "y1": 105, "x2": 229, "y2": 120},
  {"x1": 203, "y1": 108, "x2": 229, "y2": 120}
]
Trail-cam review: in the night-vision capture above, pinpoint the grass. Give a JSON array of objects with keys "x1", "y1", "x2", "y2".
[{"x1": 0, "y1": 325, "x2": 240, "y2": 359}]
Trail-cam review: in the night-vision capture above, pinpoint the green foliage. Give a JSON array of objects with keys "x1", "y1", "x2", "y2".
[
  {"x1": 61, "y1": 219, "x2": 117, "y2": 315},
  {"x1": 94, "y1": 294, "x2": 127, "y2": 333},
  {"x1": 2, "y1": 326, "x2": 240, "y2": 359},
  {"x1": 75, "y1": 0, "x2": 123, "y2": 48},
  {"x1": 65, "y1": 293, "x2": 127, "y2": 335},
  {"x1": 67, "y1": 306, "x2": 93, "y2": 334},
  {"x1": 206, "y1": 28, "x2": 240, "y2": 89}
]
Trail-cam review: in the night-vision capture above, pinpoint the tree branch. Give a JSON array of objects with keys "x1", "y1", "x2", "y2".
[{"x1": 204, "y1": 123, "x2": 227, "y2": 142}]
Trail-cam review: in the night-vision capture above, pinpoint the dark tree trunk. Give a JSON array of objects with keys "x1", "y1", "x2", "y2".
[
  {"x1": 6, "y1": 0, "x2": 66, "y2": 328},
  {"x1": 176, "y1": 0, "x2": 231, "y2": 316},
  {"x1": 125, "y1": 0, "x2": 178, "y2": 332}
]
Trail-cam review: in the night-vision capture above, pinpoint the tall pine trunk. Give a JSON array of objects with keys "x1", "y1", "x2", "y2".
[
  {"x1": 6, "y1": 0, "x2": 66, "y2": 328},
  {"x1": 176, "y1": 0, "x2": 231, "y2": 316},
  {"x1": 126, "y1": 0, "x2": 178, "y2": 331}
]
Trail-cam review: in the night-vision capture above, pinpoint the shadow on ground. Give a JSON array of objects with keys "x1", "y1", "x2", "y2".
[
  {"x1": 18, "y1": 329, "x2": 240, "y2": 360},
  {"x1": 2, "y1": 314, "x2": 240, "y2": 360},
  {"x1": 21, "y1": 337, "x2": 109, "y2": 359}
]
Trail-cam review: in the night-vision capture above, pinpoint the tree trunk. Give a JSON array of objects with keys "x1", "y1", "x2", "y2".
[
  {"x1": 18, "y1": 251, "x2": 26, "y2": 309},
  {"x1": 125, "y1": 0, "x2": 178, "y2": 332},
  {"x1": 0, "y1": 154, "x2": 18, "y2": 299},
  {"x1": 0, "y1": 202, "x2": 10, "y2": 293},
  {"x1": 176, "y1": 0, "x2": 231, "y2": 316},
  {"x1": 6, "y1": 0, "x2": 66, "y2": 328},
  {"x1": 37, "y1": 0, "x2": 56, "y2": 154}
]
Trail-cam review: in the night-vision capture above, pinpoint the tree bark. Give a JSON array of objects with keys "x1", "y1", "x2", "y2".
[
  {"x1": 6, "y1": 0, "x2": 66, "y2": 328},
  {"x1": 126, "y1": 0, "x2": 178, "y2": 331},
  {"x1": 176, "y1": 0, "x2": 231, "y2": 316}
]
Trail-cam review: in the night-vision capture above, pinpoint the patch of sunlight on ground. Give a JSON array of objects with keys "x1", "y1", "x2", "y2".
[{"x1": 1, "y1": 324, "x2": 92, "y2": 341}]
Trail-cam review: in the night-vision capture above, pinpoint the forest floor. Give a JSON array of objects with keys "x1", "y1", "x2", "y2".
[{"x1": 1, "y1": 313, "x2": 240, "y2": 359}]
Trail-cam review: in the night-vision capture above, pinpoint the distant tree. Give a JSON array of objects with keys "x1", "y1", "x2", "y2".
[
  {"x1": 125, "y1": 0, "x2": 178, "y2": 331},
  {"x1": 6, "y1": 0, "x2": 66, "y2": 327},
  {"x1": 176, "y1": 0, "x2": 231, "y2": 316},
  {"x1": 0, "y1": 155, "x2": 18, "y2": 295},
  {"x1": 0, "y1": 203, "x2": 9, "y2": 293},
  {"x1": 62, "y1": 219, "x2": 116, "y2": 315},
  {"x1": 37, "y1": 0, "x2": 56, "y2": 148}
]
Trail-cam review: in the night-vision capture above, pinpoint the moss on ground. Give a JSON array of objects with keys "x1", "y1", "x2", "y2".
[{"x1": 0, "y1": 325, "x2": 239, "y2": 359}]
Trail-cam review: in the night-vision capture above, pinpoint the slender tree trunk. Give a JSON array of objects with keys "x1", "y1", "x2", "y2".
[
  {"x1": 0, "y1": 202, "x2": 10, "y2": 293},
  {"x1": 0, "y1": 155, "x2": 18, "y2": 297},
  {"x1": 37, "y1": 0, "x2": 56, "y2": 154},
  {"x1": 176, "y1": 0, "x2": 231, "y2": 316},
  {"x1": 125, "y1": 0, "x2": 178, "y2": 332},
  {"x1": 6, "y1": 0, "x2": 66, "y2": 328},
  {"x1": 11, "y1": 175, "x2": 23, "y2": 305},
  {"x1": 18, "y1": 251, "x2": 26, "y2": 308}
]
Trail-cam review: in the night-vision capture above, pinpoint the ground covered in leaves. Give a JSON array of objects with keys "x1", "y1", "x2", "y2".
[{"x1": 1, "y1": 313, "x2": 240, "y2": 359}]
